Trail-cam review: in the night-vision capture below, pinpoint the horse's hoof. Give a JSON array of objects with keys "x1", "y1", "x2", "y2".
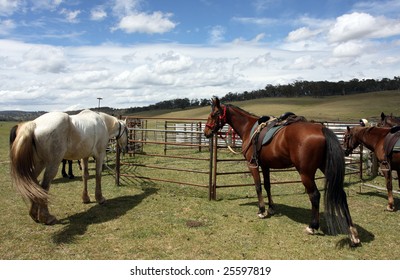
[
  {"x1": 29, "y1": 215, "x2": 40, "y2": 223},
  {"x1": 305, "y1": 226, "x2": 315, "y2": 235},
  {"x1": 350, "y1": 237, "x2": 361, "y2": 247},
  {"x1": 257, "y1": 212, "x2": 268, "y2": 219},
  {"x1": 97, "y1": 197, "x2": 106, "y2": 205},
  {"x1": 386, "y1": 205, "x2": 395, "y2": 212},
  {"x1": 45, "y1": 216, "x2": 58, "y2": 225},
  {"x1": 267, "y1": 208, "x2": 275, "y2": 216}
]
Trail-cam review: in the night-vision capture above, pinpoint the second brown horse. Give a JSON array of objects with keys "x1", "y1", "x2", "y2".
[
  {"x1": 343, "y1": 125, "x2": 400, "y2": 211},
  {"x1": 203, "y1": 97, "x2": 360, "y2": 246}
]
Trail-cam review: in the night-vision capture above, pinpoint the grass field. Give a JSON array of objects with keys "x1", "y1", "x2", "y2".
[
  {"x1": 1, "y1": 91, "x2": 400, "y2": 260},
  {"x1": 149, "y1": 90, "x2": 400, "y2": 122}
]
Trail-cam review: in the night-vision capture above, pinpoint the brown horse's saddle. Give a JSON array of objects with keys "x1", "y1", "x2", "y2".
[
  {"x1": 248, "y1": 113, "x2": 307, "y2": 167},
  {"x1": 384, "y1": 127, "x2": 400, "y2": 158}
]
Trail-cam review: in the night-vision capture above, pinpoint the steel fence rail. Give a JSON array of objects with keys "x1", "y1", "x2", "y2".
[{"x1": 115, "y1": 116, "x2": 364, "y2": 200}]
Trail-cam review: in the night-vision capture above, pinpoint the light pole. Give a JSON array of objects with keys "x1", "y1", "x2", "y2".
[{"x1": 97, "y1": 97, "x2": 103, "y2": 108}]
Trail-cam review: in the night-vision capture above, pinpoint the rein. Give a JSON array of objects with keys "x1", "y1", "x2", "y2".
[{"x1": 116, "y1": 121, "x2": 128, "y2": 140}]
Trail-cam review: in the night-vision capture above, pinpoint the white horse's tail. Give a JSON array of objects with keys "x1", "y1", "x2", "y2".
[{"x1": 10, "y1": 122, "x2": 48, "y2": 204}]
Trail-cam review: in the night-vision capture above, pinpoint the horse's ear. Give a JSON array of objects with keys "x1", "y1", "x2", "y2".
[
  {"x1": 347, "y1": 126, "x2": 350, "y2": 132},
  {"x1": 211, "y1": 96, "x2": 221, "y2": 109},
  {"x1": 381, "y1": 112, "x2": 385, "y2": 119}
]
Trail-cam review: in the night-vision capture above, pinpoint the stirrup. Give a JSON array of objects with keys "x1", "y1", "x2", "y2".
[
  {"x1": 248, "y1": 158, "x2": 258, "y2": 168},
  {"x1": 380, "y1": 161, "x2": 391, "y2": 172}
]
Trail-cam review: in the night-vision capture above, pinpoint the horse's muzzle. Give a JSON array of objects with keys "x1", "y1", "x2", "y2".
[{"x1": 204, "y1": 131, "x2": 213, "y2": 139}]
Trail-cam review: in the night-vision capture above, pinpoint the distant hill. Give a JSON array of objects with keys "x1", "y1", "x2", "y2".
[
  {"x1": 0, "y1": 110, "x2": 47, "y2": 122},
  {"x1": 0, "y1": 107, "x2": 125, "y2": 122}
]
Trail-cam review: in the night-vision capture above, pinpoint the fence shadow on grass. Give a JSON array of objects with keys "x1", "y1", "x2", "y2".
[
  {"x1": 52, "y1": 187, "x2": 158, "y2": 244},
  {"x1": 240, "y1": 201, "x2": 375, "y2": 246}
]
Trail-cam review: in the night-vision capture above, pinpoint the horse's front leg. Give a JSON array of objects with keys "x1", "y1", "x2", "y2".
[
  {"x1": 95, "y1": 156, "x2": 106, "y2": 204},
  {"x1": 249, "y1": 167, "x2": 267, "y2": 218},
  {"x1": 261, "y1": 167, "x2": 275, "y2": 215},
  {"x1": 67, "y1": 160, "x2": 75, "y2": 179},
  {"x1": 81, "y1": 157, "x2": 91, "y2": 204},
  {"x1": 61, "y1": 159, "x2": 68, "y2": 178}
]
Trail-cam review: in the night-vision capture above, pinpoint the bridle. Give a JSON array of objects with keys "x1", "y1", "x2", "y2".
[
  {"x1": 116, "y1": 121, "x2": 127, "y2": 139},
  {"x1": 205, "y1": 105, "x2": 227, "y2": 133},
  {"x1": 343, "y1": 132, "x2": 355, "y2": 156}
]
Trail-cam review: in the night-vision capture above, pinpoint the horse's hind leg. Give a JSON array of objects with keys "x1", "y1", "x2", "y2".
[
  {"x1": 300, "y1": 173, "x2": 320, "y2": 234},
  {"x1": 94, "y1": 156, "x2": 106, "y2": 204},
  {"x1": 29, "y1": 202, "x2": 40, "y2": 223},
  {"x1": 81, "y1": 157, "x2": 91, "y2": 203},
  {"x1": 37, "y1": 165, "x2": 59, "y2": 225},
  {"x1": 382, "y1": 169, "x2": 395, "y2": 211}
]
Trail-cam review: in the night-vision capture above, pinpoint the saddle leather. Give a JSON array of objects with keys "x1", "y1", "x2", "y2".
[{"x1": 384, "y1": 130, "x2": 400, "y2": 159}]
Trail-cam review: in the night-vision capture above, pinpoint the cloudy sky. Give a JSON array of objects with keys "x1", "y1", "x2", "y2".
[{"x1": 0, "y1": 0, "x2": 399, "y2": 111}]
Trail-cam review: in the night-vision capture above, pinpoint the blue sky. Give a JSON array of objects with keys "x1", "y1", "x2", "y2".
[{"x1": 1, "y1": 0, "x2": 399, "y2": 111}]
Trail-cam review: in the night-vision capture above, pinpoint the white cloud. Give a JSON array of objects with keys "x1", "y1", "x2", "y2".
[
  {"x1": 286, "y1": 27, "x2": 322, "y2": 42},
  {"x1": 353, "y1": 0, "x2": 400, "y2": 16},
  {"x1": 154, "y1": 51, "x2": 193, "y2": 74},
  {"x1": 332, "y1": 41, "x2": 365, "y2": 57},
  {"x1": 0, "y1": 35, "x2": 399, "y2": 111},
  {"x1": 112, "y1": 0, "x2": 141, "y2": 17},
  {"x1": 113, "y1": 12, "x2": 176, "y2": 34},
  {"x1": 232, "y1": 16, "x2": 278, "y2": 26},
  {"x1": 60, "y1": 9, "x2": 81, "y2": 23},
  {"x1": 0, "y1": 19, "x2": 15, "y2": 35},
  {"x1": 286, "y1": 55, "x2": 316, "y2": 70},
  {"x1": 30, "y1": 0, "x2": 62, "y2": 11},
  {"x1": 0, "y1": 0, "x2": 22, "y2": 16},
  {"x1": 20, "y1": 45, "x2": 67, "y2": 73},
  {"x1": 209, "y1": 25, "x2": 225, "y2": 44},
  {"x1": 252, "y1": 0, "x2": 277, "y2": 13},
  {"x1": 328, "y1": 12, "x2": 400, "y2": 42},
  {"x1": 90, "y1": 6, "x2": 107, "y2": 21}
]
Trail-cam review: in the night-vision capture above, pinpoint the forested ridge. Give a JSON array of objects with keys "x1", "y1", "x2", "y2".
[{"x1": 1, "y1": 76, "x2": 399, "y2": 121}]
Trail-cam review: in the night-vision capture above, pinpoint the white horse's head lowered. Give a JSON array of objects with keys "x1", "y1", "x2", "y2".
[
  {"x1": 115, "y1": 119, "x2": 129, "y2": 154},
  {"x1": 98, "y1": 112, "x2": 129, "y2": 154}
]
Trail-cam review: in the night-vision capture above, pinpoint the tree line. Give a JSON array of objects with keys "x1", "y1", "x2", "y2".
[
  {"x1": 2, "y1": 76, "x2": 399, "y2": 121},
  {"x1": 123, "y1": 76, "x2": 400, "y2": 114}
]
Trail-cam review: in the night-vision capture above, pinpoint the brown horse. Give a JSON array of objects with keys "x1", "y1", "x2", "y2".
[
  {"x1": 378, "y1": 112, "x2": 400, "y2": 127},
  {"x1": 343, "y1": 125, "x2": 400, "y2": 211},
  {"x1": 204, "y1": 97, "x2": 360, "y2": 246}
]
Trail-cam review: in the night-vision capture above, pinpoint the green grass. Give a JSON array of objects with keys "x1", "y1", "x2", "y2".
[{"x1": 1, "y1": 91, "x2": 400, "y2": 260}]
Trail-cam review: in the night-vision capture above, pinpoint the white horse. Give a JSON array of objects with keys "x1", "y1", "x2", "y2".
[{"x1": 9, "y1": 109, "x2": 128, "y2": 225}]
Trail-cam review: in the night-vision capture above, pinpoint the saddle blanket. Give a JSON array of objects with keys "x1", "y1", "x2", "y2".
[
  {"x1": 250, "y1": 122, "x2": 284, "y2": 147},
  {"x1": 394, "y1": 138, "x2": 400, "y2": 152}
]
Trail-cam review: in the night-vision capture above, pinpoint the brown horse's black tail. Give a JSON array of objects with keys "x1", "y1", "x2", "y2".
[{"x1": 322, "y1": 126, "x2": 353, "y2": 236}]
